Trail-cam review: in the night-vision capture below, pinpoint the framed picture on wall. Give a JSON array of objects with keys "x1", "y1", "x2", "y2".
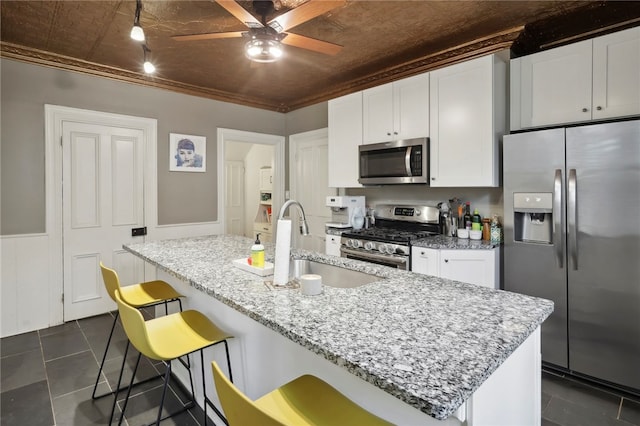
[{"x1": 169, "y1": 133, "x2": 206, "y2": 172}]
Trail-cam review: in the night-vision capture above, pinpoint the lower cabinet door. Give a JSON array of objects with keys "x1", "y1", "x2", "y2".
[{"x1": 439, "y1": 249, "x2": 498, "y2": 289}]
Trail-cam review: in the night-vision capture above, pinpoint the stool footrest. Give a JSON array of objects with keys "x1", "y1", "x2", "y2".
[{"x1": 92, "y1": 373, "x2": 162, "y2": 400}]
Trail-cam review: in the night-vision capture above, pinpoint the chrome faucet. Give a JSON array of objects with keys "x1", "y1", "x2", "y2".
[
  {"x1": 277, "y1": 199, "x2": 310, "y2": 236},
  {"x1": 273, "y1": 200, "x2": 309, "y2": 285}
]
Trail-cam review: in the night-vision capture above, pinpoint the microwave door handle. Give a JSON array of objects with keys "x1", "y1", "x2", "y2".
[
  {"x1": 405, "y1": 146, "x2": 413, "y2": 176},
  {"x1": 554, "y1": 169, "x2": 563, "y2": 268}
]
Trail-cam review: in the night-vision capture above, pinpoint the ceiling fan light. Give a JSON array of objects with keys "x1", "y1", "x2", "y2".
[
  {"x1": 130, "y1": 24, "x2": 145, "y2": 41},
  {"x1": 244, "y1": 38, "x2": 283, "y2": 63}
]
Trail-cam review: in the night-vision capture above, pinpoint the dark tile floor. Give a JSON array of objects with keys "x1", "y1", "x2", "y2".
[
  {"x1": 2, "y1": 312, "x2": 640, "y2": 425},
  {"x1": 0, "y1": 309, "x2": 211, "y2": 426}
]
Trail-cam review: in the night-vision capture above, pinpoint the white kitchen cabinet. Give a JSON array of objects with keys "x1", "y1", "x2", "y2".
[
  {"x1": 363, "y1": 73, "x2": 429, "y2": 144},
  {"x1": 411, "y1": 247, "x2": 500, "y2": 289},
  {"x1": 592, "y1": 26, "x2": 640, "y2": 120},
  {"x1": 429, "y1": 53, "x2": 506, "y2": 187},
  {"x1": 253, "y1": 222, "x2": 272, "y2": 243},
  {"x1": 259, "y1": 167, "x2": 273, "y2": 191},
  {"x1": 439, "y1": 249, "x2": 499, "y2": 289},
  {"x1": 328, "y1": 92, "x2": 363, "y2": 188},
  {"x1": 511, "y1": 26, "x2": 640, "y2": 130},
  {"x1": 411, "y1": 247, "x2": 440, "y2": 277},
  {"x1": 325, "y1": 234, "x2": 341, "y2": 257}
]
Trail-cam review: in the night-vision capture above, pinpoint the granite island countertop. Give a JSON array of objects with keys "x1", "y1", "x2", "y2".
[{"x1": 124, "y1": 234, "x2": 551, "y2": 421}]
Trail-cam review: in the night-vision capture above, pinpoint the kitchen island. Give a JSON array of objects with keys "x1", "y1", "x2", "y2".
[{"x1": 125, "y1": 234, "x2": 552, "y2": 425}]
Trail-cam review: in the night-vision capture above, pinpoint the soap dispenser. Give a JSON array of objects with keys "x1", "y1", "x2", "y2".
[{"x1": 251, "y1": 234, "x2": 265, "y2": 268}]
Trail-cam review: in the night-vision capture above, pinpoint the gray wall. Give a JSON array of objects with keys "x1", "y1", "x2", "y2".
[{"x1": 1, "y1": 59, "x2": 332, "y2": 234}]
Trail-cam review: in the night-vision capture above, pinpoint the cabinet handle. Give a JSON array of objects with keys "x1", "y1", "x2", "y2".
[
  {"x1": 582, "y1": 108, "x2": 588, "y2": 112},
  {"x1": 444, "y1": 259, "x2": 449, "y2": 263},
  {"x1": 421, "y1": 251, "x2": 425, "y2": 255},
  {"x1": 431, "y1": 177, "x2": 436, "y2": 181},
  {"x1": 596, "y1": 106, "x2": 602, "y2": 111},
  {"x1": 386, "y1": 132, "x2": 391, "y2": 136},
  {"x1": 393, "y1": 132, "x2": 398, "y2": 135}
]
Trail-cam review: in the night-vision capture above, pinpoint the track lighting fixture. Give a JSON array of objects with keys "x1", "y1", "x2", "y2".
[
  {"x1": 130, "y1": 0, "x2": 145, "y2": 42},
  {"x1": 142, "y1": 45, "x2": 155, "y2": 74}
]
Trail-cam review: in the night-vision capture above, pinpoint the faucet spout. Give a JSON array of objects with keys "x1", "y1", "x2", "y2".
[
  {"x1": 273, "y1": 199, "x2": 310, "y2": 285},
  {"x1": 277, "y1": 199, "x2": 310, "y2": 235}
]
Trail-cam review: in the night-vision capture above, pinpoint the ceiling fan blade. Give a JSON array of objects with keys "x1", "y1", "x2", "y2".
[
  {"x1": 172, "y1": 31, "x2": 245, "y2": 42},
  {"x1": 270, "y1": 0, "x2": 345, "y2": 32},
  {"x1": 215, "y1": 0, "x2": 262, "y2": 27},
  {"x1": 281, "y1": 33, "x2": 342, "y2": 55}
]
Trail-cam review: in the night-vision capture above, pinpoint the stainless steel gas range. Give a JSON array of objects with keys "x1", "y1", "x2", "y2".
[{"x1": 340, "y1": 204, "x2": 440, "y2": 270}]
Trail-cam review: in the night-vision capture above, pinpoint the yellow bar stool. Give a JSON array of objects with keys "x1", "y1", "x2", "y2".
[
  {"x1": 211, "y1": 361, "x2": 393, "y2": 426},
  {"x1": 93, "y1": 263, "x2": 185, "y2": 401},
  {"x1": 113, "y1": 289, "x2": 234, "y2": 426}
]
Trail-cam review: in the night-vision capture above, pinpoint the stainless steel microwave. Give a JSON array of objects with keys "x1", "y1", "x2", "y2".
[{"x1": 359, "y1": 137, "x2": 429, "y2": 185}]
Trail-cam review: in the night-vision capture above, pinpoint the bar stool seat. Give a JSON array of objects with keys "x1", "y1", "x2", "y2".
[
  {"x1": 211, "y1": 361, "x2": 393, "y2": 426},
  {"x1": 93, "y1": 263, "x2": 184, "y2": 400},
  {"x1": 114, "y1": 289, "x2": 234, "y2": 426}
]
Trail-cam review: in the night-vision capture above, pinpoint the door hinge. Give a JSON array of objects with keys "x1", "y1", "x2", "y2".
[
  {"x1": 61, "y1": 293, "x2": 64, "y2": 303},
  {"x1": 60, "y1": 136, "x2": 63, "y2": 146}
]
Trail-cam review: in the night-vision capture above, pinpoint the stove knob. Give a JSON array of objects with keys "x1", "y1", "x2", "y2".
[
  {"x1": 364, "y1": 241, "x2": 375, "y2": 251},
  {"x1": 352, "y1": 240, "x2": 362, "y2": 249},
  {"x1": 345, "y1": 239, "x2": 353, "y2": 248},
  {"x1": 378, "y1": 245, "x2": 387, "y2": 254}
]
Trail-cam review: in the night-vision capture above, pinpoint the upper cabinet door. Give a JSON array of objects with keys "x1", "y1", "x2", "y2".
[
  {"x1": 362, "y1": 74, "x2": 429, "y2": 144},
  {"x1": 362, "y1": 83, "x2": 394, "y2": 144},
  {"x1": 516, "y1": 40, "x2": 593, "y2": 129},
  {"x1": 592, "y1": 26, "x2": 640, "y2": 120},
  {"x1": 429, "y1": 54, "x2": 506, "y2": 187},
  {"x1": 394, "y1": 73, "x2": 430, "y2": 141}
]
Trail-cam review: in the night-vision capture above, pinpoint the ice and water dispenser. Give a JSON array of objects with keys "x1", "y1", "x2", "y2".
[{"x1": 513, "y1": 193, "x2": 553, "y2": 244}]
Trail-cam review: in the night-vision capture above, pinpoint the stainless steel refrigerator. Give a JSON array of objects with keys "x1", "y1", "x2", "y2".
[{"x1": 503, "y1": 119, "x2": 640, "y2": 392}]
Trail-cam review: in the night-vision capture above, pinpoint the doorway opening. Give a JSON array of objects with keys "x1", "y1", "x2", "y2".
[{"x1": 217, "y1": 129, "x2": 285, "y2": 240}]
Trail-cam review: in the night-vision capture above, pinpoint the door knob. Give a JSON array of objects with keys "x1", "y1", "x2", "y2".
[{"x1": 582, "y1": 108, "x2": 588, "y2": 112}]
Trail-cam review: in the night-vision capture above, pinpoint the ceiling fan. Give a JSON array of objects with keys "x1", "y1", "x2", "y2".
[{"x1": 172, "y1": 0, "x2": 345, "y2": 63}]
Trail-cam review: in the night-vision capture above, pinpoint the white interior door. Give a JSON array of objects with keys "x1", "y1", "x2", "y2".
[
  {"x1": 290, "y1": 129, "x2": 333, "y2": 252},
  {"x1": 225, "y1": 160, "x2": 245, "y2": 236},
  {"x1": 62, "y1": 121, "x2": 145, "y2": 320}
]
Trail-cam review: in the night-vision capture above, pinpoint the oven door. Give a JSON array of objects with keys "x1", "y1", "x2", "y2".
[{"x1": 340, "y1": 247, "x2": 409, "y2": 270}]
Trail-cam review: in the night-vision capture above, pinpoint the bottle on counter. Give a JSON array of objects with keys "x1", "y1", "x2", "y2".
[
  {"x1": 457, "y1": 204, "x2": 464, "y2": 229},
  {"x1": 251, "y1": 234, "x2": 265, "y2": 268},
  {"x1": 490, "y1": 215, "x2": 503, "y2": 244},
  {"x1": 471, "y1": 208, "x2": 482, "y2": 231},
  {"x1": 464, "y1": 202, "x2": 472, "y2": 230},
  {"x1": 482, "y1": 218, "x2": 491, "y2": 241}
]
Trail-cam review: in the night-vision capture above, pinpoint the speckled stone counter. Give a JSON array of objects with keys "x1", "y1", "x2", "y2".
[
  {"x1": 413, "y1": 235, "x2": 500, "y2": 250},
  {"x1": 124, "y1": 234, "x2": 551, "y2": 421}
]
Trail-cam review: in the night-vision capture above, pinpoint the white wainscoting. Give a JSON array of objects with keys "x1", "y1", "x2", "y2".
[
  {"x1": 1, "y1": 223, "x2": 223, "y2": 338},
  {"x1": 1, "y1": 234, "x2": 54, "y2": 337}
]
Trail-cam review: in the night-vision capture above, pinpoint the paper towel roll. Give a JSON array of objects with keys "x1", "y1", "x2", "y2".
[{"x1": 273, "y1": 219, "x2": 292, "y2": 285}]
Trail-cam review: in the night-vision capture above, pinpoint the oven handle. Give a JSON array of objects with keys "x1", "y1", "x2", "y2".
[{"x1": 340, "y1": 247, "x2": 408, "y2": 267}]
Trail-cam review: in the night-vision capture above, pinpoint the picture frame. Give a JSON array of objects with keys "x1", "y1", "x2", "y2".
[{"x1": 169, "y1": 133, "x2": 206, "y2": 172}]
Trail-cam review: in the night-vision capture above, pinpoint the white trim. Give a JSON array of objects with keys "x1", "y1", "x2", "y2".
[
  {"x1": 45, "y1": 104, "x2": 157, "y2": 325},
  {"x1": 0, "y1": 233, "x2": 48, "y2": 240},
  {"x1": 217, "y1": 128, "x2": 285, "y2": 235}
]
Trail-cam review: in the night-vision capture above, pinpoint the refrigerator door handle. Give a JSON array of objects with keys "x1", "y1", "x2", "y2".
[
  {"x1": 568, "y1": 169, "x2": 578, "y2": 270},
  {"x1": 554, "y1": 169, "x2": 564, "y2": 268}
]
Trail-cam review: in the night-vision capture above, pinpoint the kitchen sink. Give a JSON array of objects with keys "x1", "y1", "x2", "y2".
[{"x1": 290, "y1": 259, "x2": 382, "y2": 288}]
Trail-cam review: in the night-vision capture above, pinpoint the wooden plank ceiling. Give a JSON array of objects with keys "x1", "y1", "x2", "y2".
[{"x1": 1, "y1": 0, "x2": 639, "y2": 112}]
